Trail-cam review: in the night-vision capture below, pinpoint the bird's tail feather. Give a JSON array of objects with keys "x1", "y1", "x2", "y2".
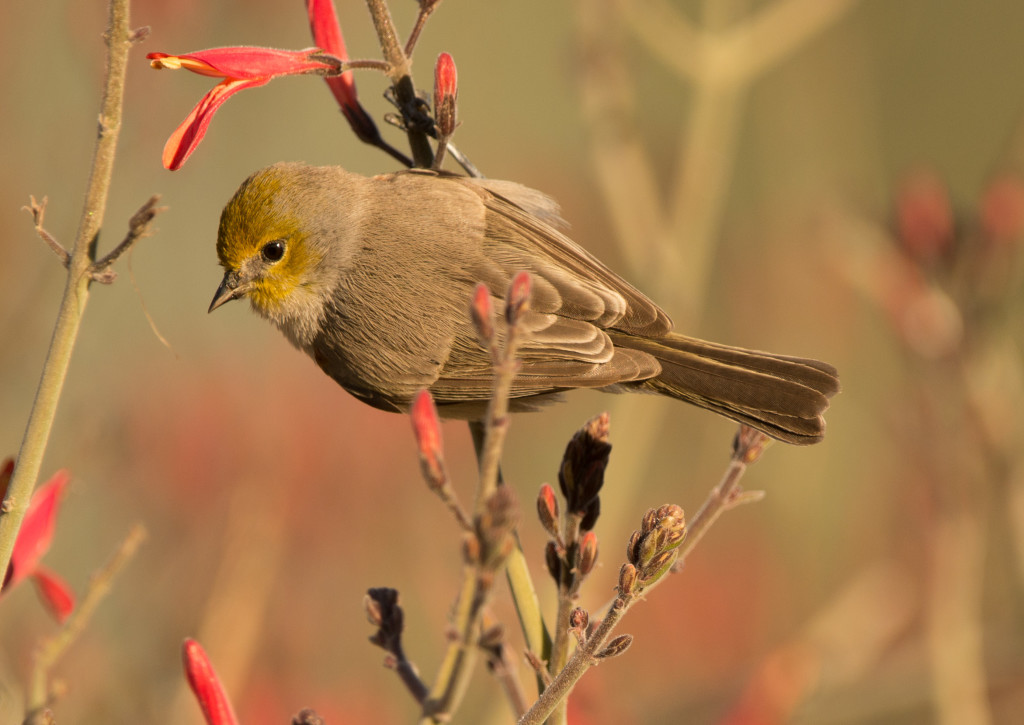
[{"x1": 609, "y1": 332, "x2": 840, "y2": 445}]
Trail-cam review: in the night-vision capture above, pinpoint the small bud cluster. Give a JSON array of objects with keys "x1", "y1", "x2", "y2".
[
  {"x1": 620, "y1": 504, "x2": 687, "y2": 594},
  {"x1": 467, "y1": 486, "x2": 519, "y2": 572}
]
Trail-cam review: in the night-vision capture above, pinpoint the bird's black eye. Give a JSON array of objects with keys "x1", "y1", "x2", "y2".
[{"x1": 261, "y1": 240, "x2": 285, "y2": 262}]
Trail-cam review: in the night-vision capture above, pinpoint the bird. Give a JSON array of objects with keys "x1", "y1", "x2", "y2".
[{"x1": 209, "y1": 163, "x2": 839, "y2": 444}]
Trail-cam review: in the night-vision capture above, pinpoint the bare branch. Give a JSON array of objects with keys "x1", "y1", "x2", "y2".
[
  {"x1": 23, "y1": 197, "x2": 70, "y2": 268},
  {"x1": 91, "y1": 195, "x2": 165, "y2": 283}
]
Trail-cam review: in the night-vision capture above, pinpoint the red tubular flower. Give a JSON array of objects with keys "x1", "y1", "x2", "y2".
[
  {"x1": 148, "y1": 47, "x2": 340, "y2": 170},
  {"x1": 306, "y1": 0, "x2": 357, "y2": 112},
  {"x1": 1, "y1": 463, "x2": 76, "y2": 622},
  {"x1": 182, "y1": 638, "x2": 240, "y2": 725},
  {"x1": 306, "y1": 0, "x2": 383, "y2": 145}
]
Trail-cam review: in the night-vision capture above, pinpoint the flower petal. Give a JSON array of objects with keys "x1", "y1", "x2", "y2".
[
  {"x1": 162, "y1": 77, "x2": 270, "y2": 170},
  {"x1": 306, "y1": 0, "x2": 359, "y2": 111},
  {"x1": 3, "y1": 469, "x2": 70, "y2": 592},
  {"x1": 148, "y1": 47, "x2": 336, "y2": 81},
  {"x1": 31, "y1": 567, "x2": 75, "y2": 623},
  {"x1": 183, "y1": 638, "x2": 239, "y2": 725}
]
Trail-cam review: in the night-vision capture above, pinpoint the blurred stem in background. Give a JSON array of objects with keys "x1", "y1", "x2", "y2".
[
  {"x1": 0, "y1": 0, "x2": 157, "y2": 596},
  {"x1": 571, "y1": 0, "x2": 859, "y2": 562}
]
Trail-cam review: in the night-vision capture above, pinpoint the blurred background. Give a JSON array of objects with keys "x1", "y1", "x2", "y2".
[{"x1": 2, "y1": 0, "x2": 1024, "y2": 722}]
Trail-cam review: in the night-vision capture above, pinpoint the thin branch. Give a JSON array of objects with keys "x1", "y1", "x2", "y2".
[
  {"x1": 727, "y1": 0, "x2": 860, "y2": 84},
  {"x1": 518, "y1": 596, "x2": 629, "y2": 725},
  {"x1": 90, "y1": 195, "x2": 165, "y2": 283},
  {"x1": 366, "y1": 588, "x2": 430, "y2": 705},
  {"x1": 474, "y1": 310, "x2": 527, "y2": 509},
  {"x1": 469, "y1": 423, "x2": 553, "y2": 676},
  {"x1": 338, "y1": 58, "x2": 392, "y2": 73},
  {"x1": 25, "y1": 524, "x2": 146, "y2": 721},
  {"x1": 447, "y1": 143, "x2": 482, "y2": 178},
  {"x1": 674, "y1": 426, "x2": 770, "y2": 570},
  {"x1": 480, "y1": 621, "x2": 529, "y2": 719},
  {"x1": 23, "y1": 197, "x2": 70, "y2": 268},
  {"x1": 364, "y1": 0, "x2": 434, "y2": 167},
  {"x1": 404, "y1": 0, "x2": 443, "y2": 58},
  {"x1": 0, "y1": 0, "x2": 146, "y2": 587}
]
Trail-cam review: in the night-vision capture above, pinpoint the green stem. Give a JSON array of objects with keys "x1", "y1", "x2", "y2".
[
  {"x1": 0, "y1": 0, "x2": 135, "y2": 588},
  {"x1": 547, "y1": 514, "x2": 582, "y2": 725},
  {"x1": 26, "y1": 524, "x2": 145, "y2": 718},
  {"x1": 469, "y1": 423, "x2": 552, "y2": 668}
]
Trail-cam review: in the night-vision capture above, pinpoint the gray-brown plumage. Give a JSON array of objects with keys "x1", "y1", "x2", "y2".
[{"x1": 210, "y1": 163, "x2": 839, "y2": 444}]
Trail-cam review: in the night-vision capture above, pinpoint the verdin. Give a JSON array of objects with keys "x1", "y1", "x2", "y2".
[{"x1": 210, "y1": 163, "x2": 839, "y2": 443}]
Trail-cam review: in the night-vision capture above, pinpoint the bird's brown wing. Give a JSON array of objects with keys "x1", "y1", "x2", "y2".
[{"x1": 425, "y1": 178, "x2": 668, "y2": 411}]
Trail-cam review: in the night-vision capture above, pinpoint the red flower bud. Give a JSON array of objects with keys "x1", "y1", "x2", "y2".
[
  {"x1": 506, "y1": 271, "x2": 532, "y2": 326},
  {"x1": 182, "y1": 638, "x2": 239, "y2": 725},
  {"x1": 536, "y1": 483, "x2": 560, "y2": 538},
  {"x1": 471, "y1": 283, "x2": 496, "y2": 345},
  {"x1": 434, "y1": 52, "x2": 458, "y2": 138},
  {"x1": 578, "y1": 530, "x2": 599, "y2": 576},
  {"x1": 411, "y1": 390, "x2": 446, "y2": 489}
]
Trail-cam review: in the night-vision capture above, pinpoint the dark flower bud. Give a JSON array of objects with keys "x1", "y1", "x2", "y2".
[
  {"x1": 617, "y1": 563, "x2": 637, "y2": 596},
  {"x1": 569, "y1": 607, "x2": 589, "y2": 632},
  {"x1": 558, "y1": 413, "x2": 611, "y2": 518},
  {"x1": 595, "y1": 634, "x2": 633, "y2": 659},
  {"x1": 545, "y1": 540, "x2": 562, "y2": 583}
]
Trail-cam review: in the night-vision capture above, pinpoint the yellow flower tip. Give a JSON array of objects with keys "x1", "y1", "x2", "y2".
[{"x1": 147, "y1": 53, "x2": 220, "y2": 76}]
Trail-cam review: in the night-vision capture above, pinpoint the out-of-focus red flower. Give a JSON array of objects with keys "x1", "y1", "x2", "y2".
[
  {"x1": 183, "y1": 638, "x2": 240, "y2": 725},
  {"x1": 894, "y1": 169, "x2": 954, "y2": 265},
  {"x1": 980, "y1": 172, "x2": 1024, "y2": 246},
  {"x1": 31, "y1": 567, "x2": 75, "y2": 623},
  {"x1": 148, "y1": 47, "x2": 340, "y2": 169},
  {"x1": 0, "y1": 461, "x2": 75, "y2": 622}
]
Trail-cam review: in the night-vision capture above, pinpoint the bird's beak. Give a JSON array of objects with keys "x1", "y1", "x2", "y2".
[{"x1": 208, "y1": 270, "x2": 250, "y2": 313}]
